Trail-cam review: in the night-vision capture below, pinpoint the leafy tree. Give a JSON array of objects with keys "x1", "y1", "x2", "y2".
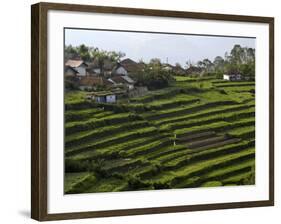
[
  {"x1": 240, "y1": 63, "x2": 255, "y2": 78},
  {"x1": 64, "y1": 45, "x2": 79, "y2": 61},
  {"x1": 202, "y1": 58, "x2": 213, "y2": 72},
  {"x1": 64, "y1": 44, "x2": 125, "y2": 71},
  {"x1": 134, "y1": 64, "x2": 175, "y2": 89},
  {"x1": 77, "y1": 44, "x2": 91, "y2": 61},
  {"x1": 90, "y1": 48, "x2": 125, "y2": 75},
  {"x1": 185, "y1": 60, "x2": 193, "y2": 69},
  {"x1": 245, "y1": 48, "x2": 255, "y2": 63},
  {"x1": 230, "y1": 44, "x2": 244, "y2": 65},
  {"x1": 213, "y1": 56, "x2": 225, "y2": 73},
  {"x1": 149, "y1": 58, "x2": 162, "y2": 66},
  {"x1": 211, "y1": 45, "x2": 255, "y2": 78},
  {"x1": 197, "y1": 60, "x2": 204, "y2": 69},
  {"x1": 196, "y1": 58, "x2": 213, "y2": 74}
]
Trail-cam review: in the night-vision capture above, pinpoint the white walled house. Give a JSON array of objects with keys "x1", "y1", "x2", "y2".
[
  {"x1": 113, "y1": 58, "x2": 142, "y2": 76},
  {"x1": 65, "y1": 59, "x2": 88, "y2": 76},
  {"x1": 87, "y1": 92, "x2": 117, "y2": 103},
  {"x1": 64, "y1": 65, "x2": 79, "y2": 77},
  {"x1": 223, "y1": 74, "x2": 231, "y2": 80},
  {"x1": 106, "y1": 94, "x2": 116, "y2": 103},
  {"x1": 223, "y1": 73, "x2": 242, "y2": 81},
  {"x1": 111, "y1": 75, "x2": 135, "y2": 90},
  {"x1": 114, "y1": 66, "x2": 128, "y2": 76}
]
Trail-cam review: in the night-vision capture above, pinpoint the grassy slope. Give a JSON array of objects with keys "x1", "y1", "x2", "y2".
[{"x1": 64, "y1": 76, "x2": 255, "y2": 193}]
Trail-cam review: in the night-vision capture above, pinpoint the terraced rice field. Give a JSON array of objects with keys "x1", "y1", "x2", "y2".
[{"x1": 64, "y1": 77, "x2": 255, "y2": 194}]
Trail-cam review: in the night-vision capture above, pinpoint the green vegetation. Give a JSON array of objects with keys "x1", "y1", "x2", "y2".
[
  {"x1": 65, "y1": 76, "x2": 255, "y2": 194},
  {"x1": 133, "y1": 63, "x2": 175, "y2": 89}
]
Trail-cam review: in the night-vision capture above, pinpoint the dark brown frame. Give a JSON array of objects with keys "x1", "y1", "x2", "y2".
[{"x1": 31, "y1": 2, "x2": 274, "y2": 221}]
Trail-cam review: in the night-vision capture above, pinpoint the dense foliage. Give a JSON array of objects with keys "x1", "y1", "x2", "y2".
[
  {"x1": 65, "y1": 44, "x2": 125, "y2": 74},
  {"x1": 194, "y1": 45, "x2": 255, "y2": 79},
  {"x1": 133, "y1": 64, "x2": 175, "y2": 90}
]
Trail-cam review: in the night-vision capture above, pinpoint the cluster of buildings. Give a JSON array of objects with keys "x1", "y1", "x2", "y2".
[
  {"x1": 64, "y1": 57, "x2": 193, "y2": 103},
  {"x1": 65, "y1": 58, "x2": 138, "y2": 90},
  {"x1": 65, "y1": 58, "x2": 146, "y2": 103}
]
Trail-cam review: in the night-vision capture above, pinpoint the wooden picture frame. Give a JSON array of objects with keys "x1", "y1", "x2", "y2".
[{"x1": 31, "y1": 2, "x2": 274, "y2": 221}]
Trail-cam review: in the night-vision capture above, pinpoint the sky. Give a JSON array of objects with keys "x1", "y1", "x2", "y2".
[{"x1": 65, "y1": 28, "x2": 255, "y2": 66}]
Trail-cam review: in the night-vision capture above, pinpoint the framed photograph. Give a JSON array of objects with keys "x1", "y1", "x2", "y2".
[{"x1": 31, "y1": 2, "x2": 274, "y2": 221}]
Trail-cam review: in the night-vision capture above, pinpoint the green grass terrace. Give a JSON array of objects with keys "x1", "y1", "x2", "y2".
[{"x1": 64, "y1": 75, "x2": 255, "y2": 194}]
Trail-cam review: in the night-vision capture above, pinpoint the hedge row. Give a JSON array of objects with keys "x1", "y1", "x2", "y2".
[
  {"x1": 161, "y1": 109, "x2": 255, "y2": 132},
  {"x1": 163, "y1": 140, "x2": 254, "y2": 171},
  {"x1": 175, "y1": 118, "x2": 255, "y2": 137},
  {"x1": 156, "y1": 103, "x2": 254, "y2": 126},
  {"x1": 65, "y1": 113, "x2": 142, "y2": 135},
  {"x1": 130, "y1": 87, "x2": 183, "y2": 103},
  {"x1": 68, "y1": 135, "x2": 166, "y2": 161},
  {"x1": 65, "y1": 120, "x2": 149, "y2": 148},
  {"x1": 168, "y1": 148, "x2": 255, "y2": 187},
  {"x1": 65, "y1": 109, "x2": 112, "y2": 123},
  {"x1": 65, "y1": 101, "x2": 96, "y2": 111},
  {"x1": 65, "y1": 174, "x2": 96, "y2": 194},
  {"x1": 125, "y1": 139, "x2": 172, "y2": 157},
  {"x1": 178, "y1": 131, "x2": 216, "y2": 143},
  {"x1": 174, "y1": 162, "x2": 253, "y2": 188},
  {"x1": 146, "y1": 100, "x2": 238, "y2": 121},
  {"x1": 65, "y1": 127, "x2": 158, "y2": 157}
]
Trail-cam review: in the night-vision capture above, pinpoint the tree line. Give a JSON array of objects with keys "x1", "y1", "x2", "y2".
[
  {"x1": 188, "y1": 44, "x2": 255, "y2": 78},
  {"x1": 65, "y1": 44, "x2": 125, "y2": 74}
]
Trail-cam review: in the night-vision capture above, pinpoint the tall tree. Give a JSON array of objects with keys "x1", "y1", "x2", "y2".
[
  {"x1": 197, "y1": 60, "x2": 204, "y2": 68},
  {"x1": 64, "y1": 45, "x2": 79, "y2": 61},
  {"x1": 202, "y1": 58, "x2": 213, "y2": 72},
  {"x1": 149, "y1": 58, "x2": 162, "y2": 66},
  {"x1": 213, "y1": 56, "x2": 225, "y2": 73},
  {"x1": 230, "y1": 44, "x2": 244, "y2": 65},
  {"x1": 77, "y1": 44, "x2": 91, "y2": 61},
  {"x1": 91, "y1": 49, "x2": 125, "y2": 75}
]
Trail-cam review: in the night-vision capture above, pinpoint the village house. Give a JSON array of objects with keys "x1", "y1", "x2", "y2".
[
  {"x1": 64, "y1": 65, "x2": 79, "y2": 77},
  {"x1": 79, "y1": 76, "x2": 113, "y2": 91},
  {"x1": 65, "y1": 59, "x2": 88, "y2": 76},
  {"x1": 86, "y1": 89, "x2": 126, "y2": 103},
  {"x1": 86, "y1": 58, "x2": 115, "y2": 77},
  {"x1": 103, "y1": 60, "x2": 116, "y2": 77},
  {"x1": 172, "y1": 65, "x2": 186, "y2": 75},
  {"x1": 92, "y1": 92, "x2": 117, "y2": 103},
  {"x1": 223, "y1": 73, "x2": 242, "y2": 81},
  {"x1": 110, "y1": 75, "x2": 135, "y2": 90},
  {"x1": 86, "y1": 63, "x2": 101, "y2": 76},
  {"x1": 162, "y1": 63, "x2": 186, "y2": 75},
  {"x1": 162, "y1": 63, "x2": 174, "y2": 72},
  {"x1": 113, "y1": 58, "x2": 142, "y2": 76}
]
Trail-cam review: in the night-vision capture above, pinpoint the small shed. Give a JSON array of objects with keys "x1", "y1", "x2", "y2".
[{"x1": 87, "y1": 91, "x2": 117, "y2": 103}]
